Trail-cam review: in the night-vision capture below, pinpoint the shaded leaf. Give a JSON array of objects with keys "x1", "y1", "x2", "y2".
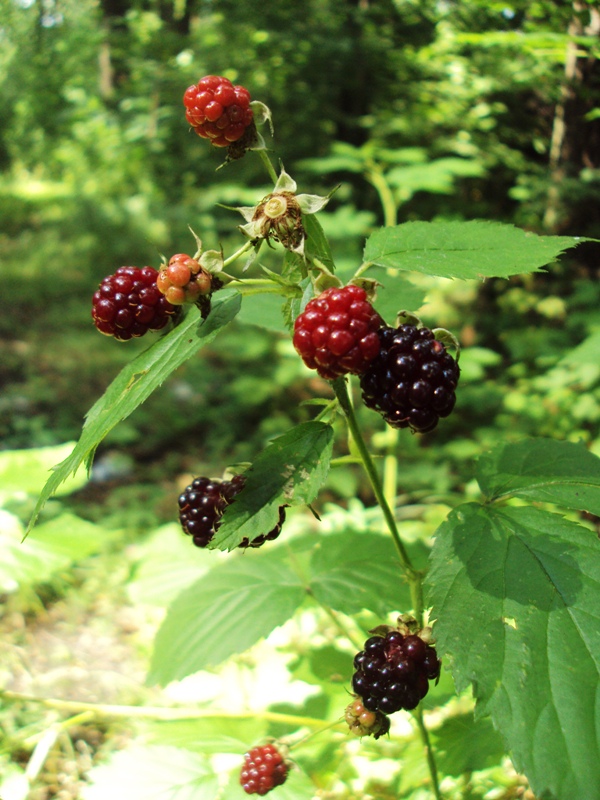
[
  {"x1": 364, "y1": 221, "x2": 590, "y2": 280},
  {"x1": 148, "y1": 549, "x2": 305, "y2": 685},
  {"x1": 212, "y1": 422, "x2": 334, "y2": 551},
  {"x1": 426, "y1": 503, "x2": 600, "y2": 800},
  {"x1": 237, "y1": 292, "x2": 288, "y2": 333},
  {"x1": 477, "y1": 437, "x2": 600, "y2": 514},
  {"x1": 309, "y1": 532, "x2": 420, "y2": 616}
]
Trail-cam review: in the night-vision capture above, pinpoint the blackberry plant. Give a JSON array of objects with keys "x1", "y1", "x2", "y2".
[{"x1": 25, "y1": 72, "x2": 600, "y2": 800}]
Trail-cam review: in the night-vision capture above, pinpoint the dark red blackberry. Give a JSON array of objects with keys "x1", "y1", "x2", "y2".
[
  {"x1": 92, "y1": 266, "x2": 177, "y2": 341},
  {"x1": 240, "y1": 743, "x2": 289, "y2": 796},
  {"x1": 344, "y1": 697, "x2": 391, "y2": 739},
  {"x1": 178, "y1": 474, "x2": 285, "y2": 549},
  {"x1": 359, "y1": 324, "x2": 460, "y2": 432},
  {"x1": 292, "y1": 285, "x2": 383, "y2": 380},
  {"x1": 183, "y1": 75, "x2": 253, "y2": 148},
  {"x1": 351, "y1": 629, "x2": 441, "y2": 716}
]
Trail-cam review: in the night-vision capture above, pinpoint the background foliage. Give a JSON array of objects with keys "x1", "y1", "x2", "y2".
[{"x1": 1, "y1": 0, "x2": 600, "y2": 798}]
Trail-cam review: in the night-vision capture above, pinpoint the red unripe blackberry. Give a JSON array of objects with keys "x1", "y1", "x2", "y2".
[
  {"x1": 156, "y1": 253, "x2": 213, "y2": 305},
  {"x1": 91, "y1": 266, "x2": 177, "y2": 341},
  {"x1": 359, "y1": 324, "x2": 460, "y2": 433},
  {"x1": 178, "y1": 474, "x2": 286, "y2": 549},
  {"x1": 183, "y1": 75, "x2": 253, "y2": 147},
  {"x1": 351, "y1": 629, "x2": 441, "y2": 716},
  {"x1": 240, "y1": 744, "x2": 289, "y2": 796},
  {"x1": 292, "y1": 285, "x2": 383, "y2": 380}
]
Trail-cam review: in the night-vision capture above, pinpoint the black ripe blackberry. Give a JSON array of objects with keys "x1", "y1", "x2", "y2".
[
  {"x1": 178, "y1": 474, "x2": 285, "y2": 549},
  {"x1": 351, "y1": 631, "x2": 441, "y2": 716},
  {"x1": 360, "y1": 324, "x2": 460, "y2": 433}
]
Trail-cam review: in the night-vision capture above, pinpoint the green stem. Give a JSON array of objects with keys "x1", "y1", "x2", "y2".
[
  {"x1": 331, "y1": 378, "x2": 423, "y2": 622},
  {"x1": 366, "y1": 165, "x2": 398, "y2": 228},
  {"x1": 258, "y1": 149, "x2": 279, "y2": 184},
  {"x1": 222, "y1": 240, "x2": 255, "y2": 268},
  {"x1": 414, "y1": 706, "x2": 443, "y2": 800},
  {"x1": 0, "y1": 690, "x2": 335, "y2": 730}
]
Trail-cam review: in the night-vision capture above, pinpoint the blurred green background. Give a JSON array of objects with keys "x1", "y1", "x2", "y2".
[{"x1": 2, "y1": 1, "x2": 600, "y2": 797}]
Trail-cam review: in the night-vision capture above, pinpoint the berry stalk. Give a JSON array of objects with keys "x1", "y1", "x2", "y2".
[
  {"x1": 414, "y1": 705, "x2": 444, "y2": 800},
  {"x1": 331, "y1": 377, "x2": 424, "y2": 623}
]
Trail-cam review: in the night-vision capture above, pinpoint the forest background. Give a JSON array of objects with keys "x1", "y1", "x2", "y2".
[{"x1": 1, "y1": 0, "x2": 600, "y2": 798}]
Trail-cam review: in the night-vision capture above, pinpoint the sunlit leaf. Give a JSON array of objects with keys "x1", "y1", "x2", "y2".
[
  {"x1": 364, "y1": 221, "x2": 591, "y2": 280},
  {"x1": 148, "y1": 549, "x2": 305, "y2": 685}
]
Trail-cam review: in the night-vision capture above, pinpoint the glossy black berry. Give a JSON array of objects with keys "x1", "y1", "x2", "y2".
[
  {"x1": 350, "y1": 629, "x2": 441, "y2": 716},
  {"x1": 178, "y1": 474, "x2": 285, "y2": 549},
  {"x1": 360, "y1": 324, "x2": 460, "y2": 432}
]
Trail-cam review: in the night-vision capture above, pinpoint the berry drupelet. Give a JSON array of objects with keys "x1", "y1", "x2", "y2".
[
  {"x1": 240, "y1": 744, "x2": 289, "y2": 796},
  {"x1": 351, "y1": 629, "x2": 441, "y2": 716},
  {"x1": 92, "y1": 266, "x2": 177, "y2": 341},
  {"x1": 178, "y1": 474, "x2": 286, "y2": 549},
  {"x1": 360, "y1": 323, "x2": 460, "y2": 433},
  {"x1": 344, "y1": 697, "x2": 391, "y2": 739},
  {"x1": 293, "y1": 284, "x2": 383, "y2": 380},
  {"x1": 183, "y1": 75, "x2": 253, "y2": 148}
]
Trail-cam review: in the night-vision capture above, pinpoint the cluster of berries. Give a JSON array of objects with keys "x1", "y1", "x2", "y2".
[
  {"x1": 178, "y1": 474, "x2": 286, "y2": 549},
  {"x1": 347, "y1": 624, "x2": 441, "y2": 737},
  {"x1": 183, "y1": 75, "x2": 254, "y2": 148},
  {"x1": 293, "y1": 284, "x2": 460, "y2": 432},
  {"x1": 240, "y1": 744, "x2": 289, "y2": 796}
]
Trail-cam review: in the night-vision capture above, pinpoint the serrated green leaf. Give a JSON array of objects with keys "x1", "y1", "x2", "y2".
[
  {"x1": 27, "y1": 292, "x2": 241, "y2": 535},
  {"x1": 236, "y1": 292, "x2": 288, "y2": 333},
  {"x1": 308, "y1": 532, "x2": 416, "y2": 616},
  {"x1": 426, "y1": 503, "x2": 600, "y2": 800},
  {"x1": 303, "y1": 213, "x2": 336, "y2": 272},
  {"x1": 433, "y1": 712, "x2": 507, "y2": 777},
  {"x1": 81, "y1": 745, "x2": 219, "y2": 800},
  {"x1": 148, "y1": 549, "x2": 305, "y2": 685},
  {"x1": 364, "y1": 221, "x2": 591, "y2": 280},
  {"x1": 477, "y1": 437, "x2": 600, "y2": 514},
  {"x1": 211, "y1": 422, "x2": 334, "y2": 551}
]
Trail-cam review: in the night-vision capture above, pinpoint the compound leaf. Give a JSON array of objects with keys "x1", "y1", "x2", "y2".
[{"x1": 426, "y1": 502, "x2": 600, "y2": 800}]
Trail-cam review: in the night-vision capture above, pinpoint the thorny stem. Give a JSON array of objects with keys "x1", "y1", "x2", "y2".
[
  {"x1": 414, "y1": 706, "x2": 444, "y2": 800},
  {"x1": 331, "y1": 377, "x2": 423, "y2": 622}
]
